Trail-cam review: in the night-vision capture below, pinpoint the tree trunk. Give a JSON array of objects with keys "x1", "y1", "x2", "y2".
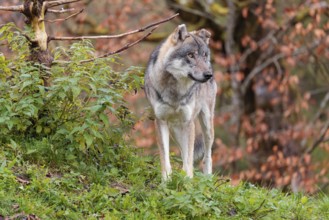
[{"x1": 23, "y1": 0, "x2": 53, "y2": 85}]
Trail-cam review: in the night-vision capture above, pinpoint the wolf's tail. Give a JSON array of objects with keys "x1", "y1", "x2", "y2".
[{"x1": 194, "y1": 121, "x2": 204, "y2": 162}]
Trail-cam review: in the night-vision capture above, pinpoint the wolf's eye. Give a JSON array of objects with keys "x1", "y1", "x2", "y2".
[{"x1": 187, "y1": 53, "x2": 195, "y2": 59}]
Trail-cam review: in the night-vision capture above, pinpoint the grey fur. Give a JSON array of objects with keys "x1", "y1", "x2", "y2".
[
  {"x1": 194, "y1": 133, "x2": 205, "y2": 162},
  {"x1": 144, "y1": 24, "x2": 217, "y2": 180}
]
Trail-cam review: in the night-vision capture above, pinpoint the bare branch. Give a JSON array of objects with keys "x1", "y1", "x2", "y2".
[
  {"x1": 43, "y1": 9, "x2": 83, "y2": 23},
  {"x1": 307, "y1": 119, "x2": 329, "y2": 154},
  {"x1": 241, "y1": 39, "x2": 324, "y2": 95},
  {"x1": 80, "y1": 26, "x2": 159, "y2": 64},
  {"x1": 0, "y1": 1, "x2": 80, "y2": 12},
  {"x1": 47, "y1": 8, "x2": 78, "y2": 13},
  {"x1": 46, "y1": 0, "x2": 81, "y2": 9},
  {"x1": 168, "y1": 3, "x2": 212, "y2": 20},
  {"x1": 274, "y1": 60, "x2": 283, "y2": 76},
  {"x1": 309, "y1": 1, "x2": 329, "y2": 9},
  {"x1": 238, "y1": 30, "x2": 277, "y2": 66},
  {"x1": 22, "y1": 33, "x2": 36, "y2": 43},
  {"x1": 312, "y1": 92, "x2": 329, "y2": 123},
  {"x1": 300, "y1": 91, "x2": 329, "y2": 151},
  {"x1": 237, "y1": 1, "x2": 329, "y2": 71},
  {"x1": 0, "y1": 5, "x2": 24, "y2": 12},
  {"x1": 48, "y1": 13, "x2": 179, "y2": 41}
]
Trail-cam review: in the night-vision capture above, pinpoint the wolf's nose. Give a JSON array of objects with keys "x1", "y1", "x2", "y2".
[{"x1": 203, "y1": 72, "x2": 213, "y2": 79}]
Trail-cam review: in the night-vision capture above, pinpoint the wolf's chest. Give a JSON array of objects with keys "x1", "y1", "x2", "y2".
[{"x1": 153, "y1": 101, "x2": 195, "y2": 123}]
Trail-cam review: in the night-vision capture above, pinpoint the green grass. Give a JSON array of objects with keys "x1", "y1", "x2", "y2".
[{"x1": 1, "y1": 145, "x2": 329, "y2": 220}]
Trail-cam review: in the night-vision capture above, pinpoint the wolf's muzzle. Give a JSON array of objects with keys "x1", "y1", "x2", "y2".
[
  {"x1": 188, "y1": 73, "x2": 212, "y2": 83},
  {"x1": 203, "y1": 72, "x2": 213, "y2": 80}
]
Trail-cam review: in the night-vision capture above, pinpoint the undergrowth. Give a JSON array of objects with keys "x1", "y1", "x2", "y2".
[
  {"x1": 0, "y1": 22, "x2": 328, "y2": 220},
  {"x1": 1, "y1": 147, "x2": 329, "y2": 219}
]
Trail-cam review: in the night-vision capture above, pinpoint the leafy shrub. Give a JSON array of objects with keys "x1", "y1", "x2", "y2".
[{"x1": 0, "y1": 23, "x2": 143, "y2": 165}]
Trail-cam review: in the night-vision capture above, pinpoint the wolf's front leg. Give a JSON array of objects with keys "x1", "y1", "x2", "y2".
[
  {"x1": 199, "y1": 110, "x2": 214, "y2": 175},
  {"x1": 172, "y1": 121, "x2": 195, "y2": 178},
  {"x1": 155, "y1": 119, "x2": 172, "y2": 181}
]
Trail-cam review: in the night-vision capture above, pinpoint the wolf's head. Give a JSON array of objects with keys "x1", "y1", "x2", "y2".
[{"x1": 163, "y1": 24, "x2": 212, "y2": 83}]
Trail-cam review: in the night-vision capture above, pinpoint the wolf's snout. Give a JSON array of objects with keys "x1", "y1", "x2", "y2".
[{"x1": 203, "y1": 72, "x2": 213, "y2": 80}]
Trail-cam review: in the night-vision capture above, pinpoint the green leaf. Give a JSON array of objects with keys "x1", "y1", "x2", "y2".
[
  {"x1": 36, "y1": 125, "x2": 42, "y2": 134},
  {"x1": 108, "y1": 188, "x2": 120, "y2": 197},
  {"x1": 301, "y1": 196, "x2": 308, "y2": 204},
  {"x1": 26, "y1": 149, "x2": 37, "y2": 154},
  {"x1": 7, "y1": 159, "x2": 17, "y2": 169},
  {"x1": 20, "y1": 80, "x2": 33, "y2": 91},
  {"x1": 71, "y1": 86, "x2": 81, "y2": 99},
  {"x1": 84, "y1": 133, "x2": 93, "y2": 147},
  {"x1": 20, "y1": 74, "x2": 32, "y2": 79},
  {"x1": 9, "y1": 139, "x2": 18, "y2": 150},
  {"x1": 99, "y1": 113, "x2": 109, "y2": 128},
  {"x1": 88, "y1": 104, "x2": 105, "y2": 113}
]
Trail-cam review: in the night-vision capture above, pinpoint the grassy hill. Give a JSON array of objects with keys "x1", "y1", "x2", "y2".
[{"x1": 1, "y1": 144, "x2": 328, "y2": 219}]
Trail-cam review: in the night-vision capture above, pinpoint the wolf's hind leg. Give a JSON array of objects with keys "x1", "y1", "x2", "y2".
[
  {"x1": 199, "y1": 109, "x2": 214, "y2": 175},
  {"x1": 155, "y1": 119, "x2": 172, "y2": 181},
  {"x1": 172, "y1": 122, "x2": 195, "y2": 178}
]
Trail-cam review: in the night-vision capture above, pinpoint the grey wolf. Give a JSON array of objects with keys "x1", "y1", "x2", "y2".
[{"x1": 144, "y1": 24, "x2": 217, "y2": 180}]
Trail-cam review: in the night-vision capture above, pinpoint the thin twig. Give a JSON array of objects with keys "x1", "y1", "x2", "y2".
[
  {"x1": 214, "y1": 178, "x2": 230, "y2": 190},
  {"x1": 168, "y1": 2, "x2": 212, "y2": 20},
  {"x1": 238, "y1": 30, "x2": 277, "y2": 66},
  {"x1": 307, "y1": 119, "x2": 329, "y2": 154},
  {"x1": 80, "y1": 26, "x2": 158, "y2": 64},
  {"x1": 294, "y1": 107, "x2": 329, "y2": 192},
  {"x1": 312, "y1": 92, "x2": 329, "y2": 123},
  {"x1": 0, "y1": 1, "x2": 81, "y2": 12},
  {"x1": 22, "y1": 33, "x2": 35, "y2": 43},
  {"x1": 312, "y1": 181, "x2": 329, "y2": 195},
  {"x1": 46, "y1": 0, "x2": 81, "y2": 9},
  {"x1": 274, "y1": 60, "x2": 283, "y2": 76},
  {"x1": 48, "y1": 13, "x2": 179, "y2": 41},
  {"x1": 241, "y1": 39, "x2": 324, "y2": 95},
  {"x1": 43, "y1": 8, "x2": 83, "y2": 23},
  {"x1": 47, "y1": 8, "x2": 78, "y2": 13},
  {"x1": 0, "y1": 5, "x2": 24, "y2": 12},
  {"x1": 237, "y1": 1, "x2": 329, "y2": 75},
  {"x1": 250, "y1": 199, "x2": 267, "y2": 214},
  {"x1": 309, "y1": 1, "x2": 329, "y2": 9}
]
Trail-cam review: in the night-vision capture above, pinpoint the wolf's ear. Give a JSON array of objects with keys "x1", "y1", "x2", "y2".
[
  {"x1": 196, "y1": 29, "x2": 211, "y2": 44},
  {"x1": 172, "y1": 24, "x2": 189, "y2": 44}
]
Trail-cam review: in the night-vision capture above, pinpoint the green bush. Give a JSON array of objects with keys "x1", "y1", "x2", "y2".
[{"x1": 0, "y1": 23, "x2": 143, "y2": 166}]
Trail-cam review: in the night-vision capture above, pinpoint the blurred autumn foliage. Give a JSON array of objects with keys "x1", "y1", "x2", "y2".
[
  {"x1": 166, "y1": 0, "x2": 329, "y2": 193},
  {"x1": 1, "y1": 0, "x2": 328, "y2": 193}
]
